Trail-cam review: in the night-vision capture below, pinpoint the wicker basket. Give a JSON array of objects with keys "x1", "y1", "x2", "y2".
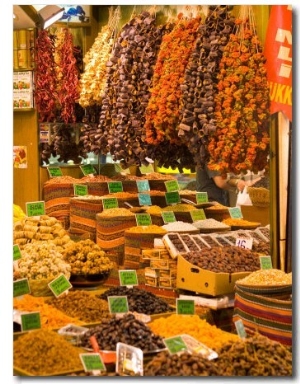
[{"x1": 247, "y1": 187, "x2": 270, "y2": 207}]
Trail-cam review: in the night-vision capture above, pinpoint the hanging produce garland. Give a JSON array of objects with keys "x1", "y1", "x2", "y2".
[
  {"x1": 207, "y1": 7, "x2": 270, "y2": 174},
  {"x1": 177, "y1": 5, "x2": 236, "y2": 168}
]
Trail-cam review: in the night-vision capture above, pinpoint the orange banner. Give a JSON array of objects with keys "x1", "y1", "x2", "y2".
[{"x1": 264, "y1": 5, "x2": 292, "y2": 122}]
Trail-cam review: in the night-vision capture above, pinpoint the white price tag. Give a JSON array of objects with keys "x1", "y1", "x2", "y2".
[{"x1": 235, "y1": 237, "x2": 253, "y2": 250}]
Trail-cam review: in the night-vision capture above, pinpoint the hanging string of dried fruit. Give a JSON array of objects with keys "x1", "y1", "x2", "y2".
[
  {"x1": 177, "y1": 5, "x2": 236, "y2": 169},
  {"x1": 207, "y1": 6, "x2": 270, "y2": 174},
  {"x1": 144, "y1": 12, "x2": 202, "y2": 170},
  {"x1": 54, "y1": 28, "x2": 80, "y2": 124},
  {"x1": 34, "y1": 29, "x2": 58, "y2": 122},
  {"x1": 103, "y1": 10, "x2": 174, "y2": 169}
]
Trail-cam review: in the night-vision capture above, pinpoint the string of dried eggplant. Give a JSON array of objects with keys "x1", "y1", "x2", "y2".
[{"x1": 177, "y1": 5, "x2": 236, "y2": 168}]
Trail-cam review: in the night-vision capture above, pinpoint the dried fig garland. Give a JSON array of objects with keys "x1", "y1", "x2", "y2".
[
  {"x1": 178, "y1": 5, "x2": 236, "y2": 168},
  {"x1": 207, "y1": 10, "x2": 270, "y2": 174}
]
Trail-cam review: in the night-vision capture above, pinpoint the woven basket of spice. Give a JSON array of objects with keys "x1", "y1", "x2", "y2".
[{"x1": 247, "y1": 187, "x2": 270, "y2": 207}]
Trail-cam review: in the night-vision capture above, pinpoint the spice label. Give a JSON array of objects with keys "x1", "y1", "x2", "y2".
[
  {"x1": 80, "y1": 353, "x2": 106, "y2": 373},
  {"x1": 119, "y1": 270, "x2": 138, "y2": 286},
  {"x1": 260, "y1": 255, "x2": 273, "y2": 269},
  {"x1": 13, "y1": 278, "x2": 30, "y2": 297},
  {"x1": 138, "y1": 193, "x2": 152, "y2": 206},
  {"x1": 190, "y1": 209, "x2": 206, "y2": 222},
  {"x1": 228, "y1": 207, "x2": 243, "y2": 219},
  {"x1": 102, "y1": 197, "x2": 118, "y2": 210},
  {"x1": 136, "y1": 180, "x2": 150, "y2": 192},
  {"x1": 47, "y1": 167, "x2": 63, "y2": 177},
  {"x1": 48, "y1": 274, "x2": 72, "y2": 298},
  {"x1": 74, "y1": 184, "x2": 88, "y2": 196},
  {"x1": 80, "y1": 164, "x2": 96, "y2": 176},
  {"x1": 165, "y1": 191, "x2": 181, "y2": 205},
  {"x1": 26, "y1": 201, "x2": 45, "y2": 217},
  {"x1": 13, "y1": 244, "x2": 22, "y2": 261},
  {"x1": 164, "y1": 336, "x2": 188, "y2": 355},
  {"x1": 165, "y1": 180, "x2": 179, "y2": 192},
  {"x1": 161, "y1": 211, "x2": 176, "y2": 224},
  {"x1": 196, "y1": 192, "x2": 208, "y2": 203},
  {"x1": 235, "y1": 319, "x2": 247, "y2": 339},
  {"x1": 108, "y1": 296, "x2": 129, "y2": 314},
  {"x1": 135, "y1": 213, "x2": 152, "y2": 226},
  {"x1": 21, "y1": 312, "x2": 41, "y2": 331},
  {"x1": 235, "y1": 237, "x2": 253, "y2": 250},
  {"x1": 176, "y1": 299, "x2": 195, "y2": 315},
  {"x1": 108, "y1": 181, "x2": 123, "y2": 193},
  {"x1": 139, "y1": 164, "x2": 154, "y2": 174}
]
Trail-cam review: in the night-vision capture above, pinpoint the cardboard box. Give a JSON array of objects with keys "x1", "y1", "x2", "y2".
[
  {"x1": 150, "y1": 259, "x2": 177, "y2": 270},
  {"x1": 159, "y1": 277, "x2": 176, "y2": 289},
  {"x1": 176, "y1": 255, "x2": 252, "y2": 297},
  {"x1": 145, "y1": 275, "x2": 158, "y2": 287},
  {"x1": 240, "y1": 205, "x2": 270, "y2": 226}
]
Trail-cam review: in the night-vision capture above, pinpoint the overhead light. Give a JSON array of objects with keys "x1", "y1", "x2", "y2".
[{"x1": 37, "y1": 5, "x2": 65, "y2": 29}]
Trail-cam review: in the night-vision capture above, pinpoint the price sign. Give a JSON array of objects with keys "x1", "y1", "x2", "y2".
[
  {"x1": 13, "y1": 278, "x2": 30, "y2": 297},
  {"x1": 228, "y1": 207, "x2": 243, "y2": 219},
  {"x1": 161, "y1": 211, "x2": 176, "y2": 224},
  {"x1": 260, "y1": 255, "x2": 273, "y2": 270},
  {"x1": 235, "y1": 237, "x2": 253, "y2": 250},
  {"x1": 136, "y1": 180, "x2": 150, "y2": 192},
  {"x1": 48, "y1": 274, "x2": 72, "y2": 297},
  {"x1": 108, "y1": 181, "x2": 123, "y2": 193},
  {"x1": 119, "y1": 270, "x2": 138, "y2": 286},
  {"x1": 234, "y1": 319, "x2": 247, "y2": 339},
  {"x1": 80, "y1": 353, "x2": 106, "y2": 373},
  {"x1": 135, "y1": 213, "x2": 152, "y2": 226},
  {"x1": 26, "y1": 201, "x2": 45, "y2": 217},
  {"x1": 80, "y1": 164, "x2": 96, "y2": 176},
  {"x1": 138, "y1": 193, "x2": 152, "y2": 206},
  {"x1": 190, "y1": 209, "x2": 206, "y2": 222},
  {"x1": 108, "y1": 296, "x2": 129, "y2": 314},
  {"x1": 165, "y1": 191, "x2": 181, "y2": 205},
  {"x1": 164, "y1": 180, "x2": 179, "y2": 192},
  {"x1": 21, "y1": 312, "x2": 41, "y2": 331},
  {"x1": 47, "y1": 167, "x2": 63, "y2": 177},
  {"x1": 139, "y1": 163, "x2": 154, "y2": 174},
  {"x1": 73, "y1": 184, "x2": 88, "y2": 196},
  {"x1": 164, "y1": 336, "x2": 188, "y2": 355},
  {"x1": 13, "y1": 244, "x2": 22, "y2": 261},
  {"x1": 102, "y1": 197, "x2": 118, "y2": 210},
  {"x1": 196, "y1": 192, "x2": 208, "y2": 203},
  {"x1": 176, "y1": 299, "x2": 195, "y2": 315}
]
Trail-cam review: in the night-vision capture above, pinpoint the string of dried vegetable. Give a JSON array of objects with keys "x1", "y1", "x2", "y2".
[{"x1": 207, "y1": 6, "x2": 270, "y2": 174}]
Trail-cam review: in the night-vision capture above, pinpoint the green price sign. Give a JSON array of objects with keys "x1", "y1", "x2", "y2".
[
  {"x1": 228, "y1": 207, "x2": 243, "y2": 219},
  {"x1": 108, "y1": 181, "x2": 123, "y2": 193},
  {"x1": 164, "y1": 336, "x2": 188, "y2": 355},
  {"x1": 21, "y1": 312, "x2": 41, "y2": 331},
  {"x1": 47, "y1": 167, "x2": 63, "y2": 177},
  {"x1": 13, "y1": 244, "x2": 22, "y2": 261},
  {"x1": 139, "y1": 164, "x2": 154, "y2": 174},
  {"x1": 161, "y1": 211, "x2": 176, "y2": 224},
  {"x1": 164, "y1": 180, "x2": 179, "y2": 192},
  {"x1": 80, "y1": 353, "x2": 106, "y2": 372},
  {"x1": 196, "y1": 192, "x2": 208, "y2": 203},
  {"x1": 190, "y1": 209, "x2": 206, "y2": 222},
  {"x1": 102, "y1": 197, "x2": 118, "y2": 210},
  {"x1": 119, "y1": 270, "x2": 138, "y2": 286},
  {"x1": 80, "y1": 164, "x2": 96, "y2": 176},
  {"x1": 176, "y1": 299, "x2": 195, "y2": 315},
  {"x1": 136, "y1": 180, "x2": 150, "y2": 192},
  {"x1": 165, "y1": 191, "x2": 181, "y2": 205},
  {"x1": 13, "y1": 278, "x2": 30, "y2": 297},
  {"x1": 26, "y1": 201, "x2": 45, "y2": 217},
  {"x1": 74, "y1": 184, "x2": 88, "y2": 196},
  {"x1": 260, "y1": 255, "x2": 273, "y2": 270},
  {"x1": 234, "y1": 319, "x2": 247, "y2": 339},
  {"x1": 138, "y1": 193, "x2": 152, "y2": 206},
  {"x1": 48, "y1": 274, "x2": 72, "y2": 297},
  {"x1": 135, "y1": 213, "x2": 152, "y2": 226},
  {"x1": 108, "y1": 296, "x2": 129, "y2": 314}
]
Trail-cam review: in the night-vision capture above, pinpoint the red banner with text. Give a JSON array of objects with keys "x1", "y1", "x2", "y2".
[{"x1": 264, "y1": 5, "x2": 292, "y2": 122}]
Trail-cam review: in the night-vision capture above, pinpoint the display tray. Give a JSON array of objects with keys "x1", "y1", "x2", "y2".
[
  {"x1": 199, "y1": 226, "x2": 231, "y2": 234},
  {"x1": 14, "y1": 366, "x2": 84, "y2": 377},
  {"x1": 194, "y1": 202, "x2": 215, "y2": 209},
  {"x1": 70, "y1": 271, "x2": 111, "y2": 287},
  {"x1": 230, "y1": 222, "x2": 261, "y2": 230}
]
